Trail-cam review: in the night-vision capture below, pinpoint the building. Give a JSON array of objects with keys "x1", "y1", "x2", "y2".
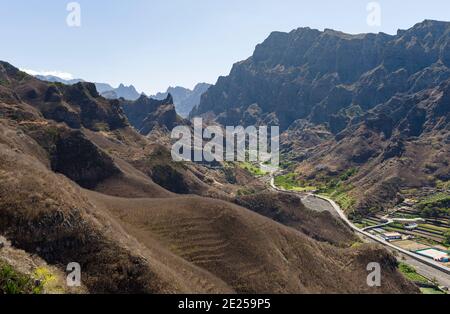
[
  {"x1": 381, "y1": 232, "x2": 402, "y2": 241},
  {"x1": 416, "y1": 249, "x2": 450, "y2": 263},
  {"x1": 404, "y1": 223, "x2": 418, "y2": 230}
]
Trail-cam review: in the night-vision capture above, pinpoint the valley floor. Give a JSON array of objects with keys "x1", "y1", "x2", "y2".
[{"x1": 268, "y1": 170, "x2": 450, "y2": 292}]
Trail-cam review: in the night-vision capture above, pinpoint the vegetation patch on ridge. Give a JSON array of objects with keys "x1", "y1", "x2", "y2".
[{"x1": 0, "y1": 262, "x2": 43, "y2": 294}]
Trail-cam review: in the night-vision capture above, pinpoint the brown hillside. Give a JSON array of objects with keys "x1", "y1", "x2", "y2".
[{"x1": 0, "y1": 61, "x2": 418, "y2": 293}]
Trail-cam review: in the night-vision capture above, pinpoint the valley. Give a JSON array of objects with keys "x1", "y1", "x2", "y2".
[
  {"x1": 266, "y1": 166, "x2": 449, "y2": 292},
  {"x1": 0, "y1": 60, "x2": 420, "y2": 294},
  {"x1": 1, "y1": 17, "x2": 450, "y2": 296}
]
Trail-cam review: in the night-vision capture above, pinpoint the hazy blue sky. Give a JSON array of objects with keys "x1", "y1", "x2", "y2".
[{"x1": 1, "y1": 0, "x2": 449, "y2": 94}]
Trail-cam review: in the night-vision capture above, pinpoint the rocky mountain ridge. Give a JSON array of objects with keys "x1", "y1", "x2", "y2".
[
  {"x1": 191, "y1": 20, "x2": 450, "y2": 214},
  {"x1": 153, "y1": 83, "x2": 211, "y2": 118},
  {"x1": 0, "y1": 60, "x2": 417, "y2": 293}
]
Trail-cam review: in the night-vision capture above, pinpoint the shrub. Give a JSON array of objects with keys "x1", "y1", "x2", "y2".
[{"x1": 0, "y1": 262, "x2": 43, "y2": 294}]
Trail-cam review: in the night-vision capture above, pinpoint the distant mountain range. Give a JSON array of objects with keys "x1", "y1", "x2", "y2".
[
  {"x1": 35, "y1": 74, "x2": 141, "y2": 100},
  {"x1": 35, "y1": 74, "x2": 210, "y2": 117},
  {"x1": 152, "y1": 83, "x2": 211, "y2": 118}
]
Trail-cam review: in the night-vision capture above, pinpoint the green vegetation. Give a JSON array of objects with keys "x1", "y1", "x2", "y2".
[
  {"x1": 418, "y1": 193, "x2": 450, "y2": 218},
  {"x1": 0, "y1": 262, "x2": 43, "y2": 294},
  {"x1": 398, "y1": 263, "x2": 430, "y2": 285},
  {"x1": 444, "y1": 231, "x2": 450, "y2": 246},
  {"x1": 420, "y1": 287, "x2": 446, "y2": 294},
  {"x1": 236, "y1": 188, "x2": 256, "y2": 196},
  {"x1": 420, "y1": 224, "x2": 450, "y2": 233},
  {"x1": 318, "y1": 183, "x2": 356, "y2": 211},
  {"x1": 33, "y1": 266, "x2": 62, "y2": 293},
  {"x1": 273, "y1": 168, "x2": 358, "y2": 211},
  {"x1": 315, "y1": 168, "x2": 358, "y2": 211},
  {"x1": 279, "y1": 160, "x2": 295, "y2": 170},
  {"x1": 436, "y1": 180, "x2": 450, "y2": 190},
  {"x1": 384, "y1": 226, "x2": 404, "y2": 233},
  {"x1": 389, "y1": 222, "x2": 404, "y2": 229},
  {"x1": 339, "y1": 167, "x2": 358, "y2": 181},
  {"x1": 418, "y1": 237, "x2": 447, "y2": 247},
  {"x1": 238, "y1": 162, "x2": 267, "y2": 176},
  {"x1": 274, "y1": 173, "x2": 317, "y2": 192},
  {"x1": 16, "y1": 70, "x2": 28, "y2": 81},
  {"x1": 391, "y1": 212, "x2": 418, "y2": 219},
  {"x1": 400, "y1": 188, "x2": 419, "y2": 195},
  {"x1": 354, "y1": 219, "x2": 377, "y2": 229}
]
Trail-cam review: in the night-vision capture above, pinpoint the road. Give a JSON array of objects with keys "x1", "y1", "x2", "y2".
[
  {"x1": 266, "y1": 173, "x2": 450, "y2": 288},
  {"x1": 361, "y1": 217, "x2": 393, "y2": 231}
]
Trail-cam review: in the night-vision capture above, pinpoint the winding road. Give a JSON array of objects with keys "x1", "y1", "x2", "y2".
[{"x1": 265, "y1": 171, "x2": 450, "y2": 288}]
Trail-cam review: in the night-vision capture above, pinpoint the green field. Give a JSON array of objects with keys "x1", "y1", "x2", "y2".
[
  {"x1": 420, "y1": 287, "x2": 446, "y2": 294},
  {"x1": 418, "y1": 192, "x2": 450, "y2": 218},
  {"x1": 319, "y1": 187, "x2": 355, "y2": 211},
  {"x1": 398, "y1": 263, "x2": 430, "y2": 285},
  {"x1": 420, "y1": 224, "x2": 449, "y2": 233},
  {"x1": 274, "y1": 173, "x2": 317, "y2": 191},
  {"x1": 238, "y1": 162, "x2": 268, "y2": 176}
]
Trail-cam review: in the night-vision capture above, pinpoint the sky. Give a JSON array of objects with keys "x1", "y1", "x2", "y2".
[{"x1": 0, "y1": 0, "x2": 449, "y2": 94}]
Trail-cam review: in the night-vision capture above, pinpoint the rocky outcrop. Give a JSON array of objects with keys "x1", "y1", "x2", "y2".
[
  {"x1": 50, "y1": 129, "x2": 121, "y2": 189},
  {"x1": 154, "y1": 83, "x2": 211, "y2": 118},
  {"x1": 191, "y1": 20, "x2": 450, "y2": 213},
  {"x1": 0, "y1": 63, "x2": 129, "y2": 132},
  {"x1": 193, "y1": 20, "x2": 450, "y2": 133},
  {"x1": 121, "y1": 94, "x2": 185, "y2": 135}
]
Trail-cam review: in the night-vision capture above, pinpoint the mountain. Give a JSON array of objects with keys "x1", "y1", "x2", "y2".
[
  {"x1": 154, "y1": 83, "x2": 211, "y2": 118},
  {"x1": 35, "y1": 74, "x2": 209, "y2": 107},
  {"x1": 34, "y1": 74, "x2": 140, "y2": 100},
  {"x1": 121, "y1": 93, "x2": 185, "y2": 134},
  {"x1": 94, "y1": 82, "x2": 116, "y2": 94},
  {"x1": 35, "y1": 74, "x2": 85, "y2": 86},
  {"x1": 192, "y1": 20, "x2": 450, "y2": 215},
  {"x1": 0, "y1": 60, "x2": 417, "y2": 293},
  {"x1": 111, "y1": 83, "x2": 141, "y2": 101}
]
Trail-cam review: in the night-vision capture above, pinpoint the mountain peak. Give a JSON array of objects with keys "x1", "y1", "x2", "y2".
[
  {"x1": 164, "y1": 93, "x2": 174, "y2": 104},
  {"x1": 400, "y1": 19, "x2": 450, "y2": 36},
  {"x1": 415, "y1": 19, "x2": 450, "y2": 28}
]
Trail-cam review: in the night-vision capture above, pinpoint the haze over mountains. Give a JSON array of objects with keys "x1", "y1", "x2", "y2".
[
  {"x1": 153, "y1": 83, "x2": 211, "y2": 118},
  {"x1": 35, "y1": 74, "x2": 142, "y2": 101},
  {"x1": 192, "y1": 19, "x2": 450, "y2": 216},
  {"x1": 34, "y1": 75, "x2": 210, "y2": 118}
]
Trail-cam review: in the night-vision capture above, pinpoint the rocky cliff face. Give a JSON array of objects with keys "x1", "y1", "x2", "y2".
[
  {"x1": 0, "y1": 60, "x2": 419, "y2": 294},
  {"x1": 193, "y1": 20, "x2": 450, "y2": 131},
  {"x1": 192, "y1": 20, "x2": 450, "y2": 213},
  {"x1": 2, "y1": 63, "x2": 128, "y2": 132},
  {"x1": 154, "y1": 83, "x2": 211, "y2": 118},
  {"x1": 121, "y1": 93, "x2": 185, "y2": 135}
]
